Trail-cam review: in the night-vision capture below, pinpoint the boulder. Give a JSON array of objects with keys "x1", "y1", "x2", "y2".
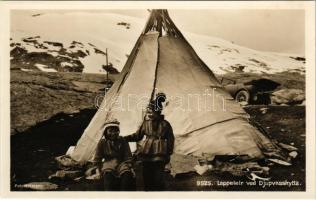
[
  {"x1": 55, "y1": 155, "x2": 83, "y2": 169},
  {"x1": 49, "y1": 170, "x2": 82, "y2": 180},
  {"x1": 278, "y1": 143, "x2": 298, "y2": 151},
  {"x1": 268, "y1": 158, "x2": 291, "y2": 166},
  {"x1": 194, "y1": 164, "x2": 209, "y2": 175},
  {"x1": 289, "y1": 151, "x2": 298, "y2": 159},
  {"x1": 260, "y1": 107, "x2": 268, "y2": 114},
  {"x1": 271, "y1": 89, "x2": 305, "y2": 105}
]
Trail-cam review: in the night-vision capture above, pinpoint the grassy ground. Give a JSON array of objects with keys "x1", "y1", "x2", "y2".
[{"x1": 10, "y1": 70, "x2": 118, "y2": 134}]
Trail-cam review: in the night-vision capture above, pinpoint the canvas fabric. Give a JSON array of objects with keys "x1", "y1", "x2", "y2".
[{"x1": 70, "y1": 16, "x2": 280, "y2": 173}]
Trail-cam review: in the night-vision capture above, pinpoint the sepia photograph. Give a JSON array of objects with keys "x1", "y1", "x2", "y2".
[{"x1": 0, "y1": 1, "x2": 315, "y2": 198}]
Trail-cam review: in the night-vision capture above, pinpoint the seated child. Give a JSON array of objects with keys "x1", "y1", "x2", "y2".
[{"x1": 92, "y1": 119, "x2": 135, "y2": 191}]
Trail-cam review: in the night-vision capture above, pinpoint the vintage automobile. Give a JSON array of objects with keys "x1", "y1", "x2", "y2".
[{"x1": 220, "y1": 78, "x2": 280, "y2": 104}]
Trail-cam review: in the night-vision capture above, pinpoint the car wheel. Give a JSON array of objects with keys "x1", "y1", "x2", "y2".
[{"x1": 235, "y1": 90, "x2": 250, "y2": 104}]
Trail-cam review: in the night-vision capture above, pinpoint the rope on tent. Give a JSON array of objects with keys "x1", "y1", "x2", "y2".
[
  {"x1": 177, "y1": 117, "x2": 246, "y2": 138},
  {"x1": 248, "y1": 118, "x2": 285, "y2": 158}
]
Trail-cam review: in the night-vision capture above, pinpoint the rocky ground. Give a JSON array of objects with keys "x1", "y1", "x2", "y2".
[{"x1": 10, "y1": 71, "x2": 306, "y2": 191}]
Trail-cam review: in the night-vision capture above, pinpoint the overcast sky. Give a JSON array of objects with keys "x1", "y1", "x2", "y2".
[
  {"x1": 12, "y1": 9, "x2": 305, "y2": 55},
  {"x1": 108, "y1": 9, "x2": 305, "y2": 55}
]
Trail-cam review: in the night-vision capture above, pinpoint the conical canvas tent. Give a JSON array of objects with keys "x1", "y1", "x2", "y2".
[{"x1": 70, "y1": 10, "x2": 280, "y2": 172}]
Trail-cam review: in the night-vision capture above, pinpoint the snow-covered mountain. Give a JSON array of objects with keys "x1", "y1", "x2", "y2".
[
  {"x1": 10, "y1": 36, "x2": 119, "y2": 73},
  {"x1": 185, "y1": 32, "x2": 305, "y2": 74},
  {"x1": 11, "y1": 11, "x2": 145, "y2": 74},
  {"x1": 11, "y1": 11, "x2": 305, "y2": 74}
]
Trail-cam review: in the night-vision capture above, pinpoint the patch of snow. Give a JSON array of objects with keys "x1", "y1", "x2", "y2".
[
  {"x1": 57, "y1": 54, "x2": 73, "y2": 59},
  {"x1": 80, "y1": 53, "x2": 108, "y2": 73},
  {"x1": 21, "y1": 68, "x2": 33, "y2": 72},
  {"x1": 66, "y1": 45, "x2": 84, "y2": 54},
  {"x1": 60, "y1": 62, "x2": 74, "y2": 68},
  {"x1": 43, "y1": 43, "x2": 61, "y2": 51},
  {"x1": 35, "y1": 63, "x2": 57, "y2": 72},
  {"x1": 48, "y1": 51, "x2": 59, "y2": 57}
]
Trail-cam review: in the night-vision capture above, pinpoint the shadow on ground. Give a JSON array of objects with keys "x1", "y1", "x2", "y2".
[{"x1": 11, "y1": 109, "x2": 99, "y2": 190}]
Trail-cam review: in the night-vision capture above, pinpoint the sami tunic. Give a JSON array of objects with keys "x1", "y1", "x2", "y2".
[
  {"x1": 93, "y1": 137, "x2": 133, "y2": 177},
  {"x1": 124, "y1": 115, "x2": 175, "y2": 163}
]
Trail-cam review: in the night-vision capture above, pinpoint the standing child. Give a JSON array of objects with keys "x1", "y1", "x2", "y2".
[{"x1": 124, "y1": 93, "x2": 175, "y2": 191}]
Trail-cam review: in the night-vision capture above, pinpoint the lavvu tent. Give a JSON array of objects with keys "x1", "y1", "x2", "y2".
[{"x1": 69, "y1": 10, "x2": 281, "y2": 173}]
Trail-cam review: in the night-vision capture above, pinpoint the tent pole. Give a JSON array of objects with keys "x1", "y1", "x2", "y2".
[{"x1": 106, "y1": 48, "x2": 109, "y2": 81}]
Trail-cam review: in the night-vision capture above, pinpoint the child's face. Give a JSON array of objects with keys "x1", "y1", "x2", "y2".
[
  {"x1": 105, "y1": 126, "x2": 120, "y2": 140},
  {"x1": 146, "y1": 108, "x2": 160, "y2": 120}
]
